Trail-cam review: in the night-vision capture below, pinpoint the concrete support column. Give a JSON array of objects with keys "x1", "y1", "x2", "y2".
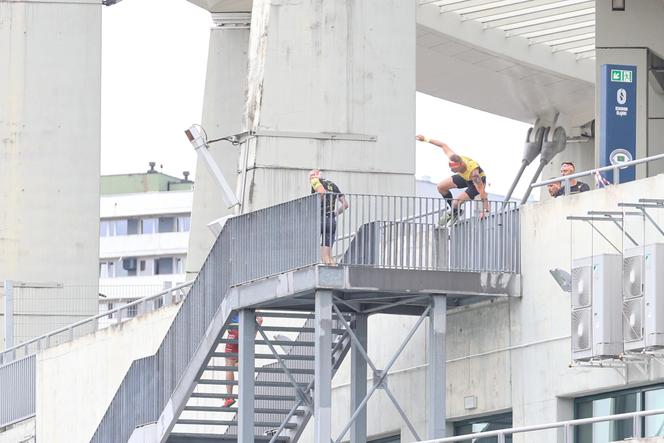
[
  {"x1": 0, "y1": 0, "x2": 102, "y2": 337},
  {"x1": 238, "y1": 309, "x2": 256, "y2": 442},
  {"x1": 350, "y1": 313, "x2": 368, "y2": 443},
  {"x1": 240, "y1": 0, "x2": 416, "y2": 211},
  {"x1": 314, "y1": 290, "x2": 333, "y2": 442},
  {"x1": 428, "y1": 295, "x2": 447, "y2": 439},
  {"x1": 186, "y1": 11, "x2": 250, "y2": 276}
]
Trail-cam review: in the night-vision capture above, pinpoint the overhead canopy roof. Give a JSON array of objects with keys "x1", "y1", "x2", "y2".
[
  {"x1": 416, "y1": 0, "x2": 596, "y2": 126},
  {"x1": 422, "y1": 0, "x2": 596, "y2": 60}
]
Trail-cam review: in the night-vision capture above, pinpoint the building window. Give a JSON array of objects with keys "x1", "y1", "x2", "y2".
[
  {"x1": 159, "y1": 217, "x2": 175, "y2": 233},
  {"x1": 177, "y1": 216, "x2": 191, "y2": 232},
  {"x1": 127, "y1": 218, "x2": 139, "y2": 235},
  {"x1": 155, "y1": 257, "x2": 174, "y2": 275},
  {"x1": 141, "y1": 218, "x2": 158, "y2": 234},
  {"x1": 100, "y1": 221, "x2": 111, "y2": 237},
  {"x1": 114, "y1": 219, "x2": 128, "y2": 236},
  {"x1": 454, "y1": 412, "x2": 513, "y2": 443},
  {"x1": 99, "y1": 261, "x2": 115, "y2": 278},
  {"x1": 576, "y1": 385, "x2": 664, "y2": 442}
]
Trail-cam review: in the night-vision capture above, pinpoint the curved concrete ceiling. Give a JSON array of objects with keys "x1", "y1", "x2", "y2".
[{"x1": 416, "y1": 0, "x2": 596, "y2": 126}]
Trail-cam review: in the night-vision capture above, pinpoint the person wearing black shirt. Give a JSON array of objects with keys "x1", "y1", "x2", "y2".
[
  {"x1": 309, "y1": 169, "x2": 349, "y2": 265},
  {"x1": 557, "y1": 161, "x2": 591, "y2": 196}
]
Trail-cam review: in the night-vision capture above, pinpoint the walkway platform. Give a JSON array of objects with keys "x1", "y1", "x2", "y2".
[{"x1": 227, "y1": 264, "x2": 521, "y2": 315}]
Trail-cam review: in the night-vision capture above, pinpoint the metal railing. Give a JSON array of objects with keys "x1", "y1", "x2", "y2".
[
  {"x1": 418, "y1": 407, "x2": 664, "y2": 442},
  {"x1": 91, "y1": 195, "x2": 320, "y2": 442},
  {"x1": 327, "y1": 194, "x2": 519, "y2": 274},
  {"x1": 0, "y1": 281, "x2": 193, "y2": 366},
  {"x1": 1, "y1": 193, "x2": 520, "y2": 439},
  {"x1": 0, "y1": 354, "x2": 35, "y2": 429},
  {"x1": 531, "y1": 152, "x2": 664, "y2": 196}
]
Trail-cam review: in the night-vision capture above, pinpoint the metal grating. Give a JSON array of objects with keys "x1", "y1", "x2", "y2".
[{"x1": 420, "y1": 0, "x2": 596, "y2": 60}]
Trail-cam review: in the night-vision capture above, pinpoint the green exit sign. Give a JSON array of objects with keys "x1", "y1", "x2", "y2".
[{"x1": 611, "y1": 69, "x2": 633, "y2": 83}]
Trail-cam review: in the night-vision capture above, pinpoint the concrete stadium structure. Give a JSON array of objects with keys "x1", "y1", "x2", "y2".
[{"x1": 2, "y1": 1, "x2": 664, "y2": 442}]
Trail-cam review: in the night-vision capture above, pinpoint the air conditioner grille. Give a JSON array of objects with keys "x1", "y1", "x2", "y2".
[
  {"x1": 572, "y1": 308, "x2": 592, "y2": 352},
  {"x1": 572, "y1": 266, "x2": 592, "y2": 309},
  {"x1": 623, "y1": 298, "x2": 644, "y2": 342},
  {"x1": 623, "y1": 256, "x2": 643, "y2": 300}
]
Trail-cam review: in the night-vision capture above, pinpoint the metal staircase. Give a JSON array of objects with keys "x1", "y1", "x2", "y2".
[{"x1": 172, "y1": 311, "x2": 353, "y2": 442}]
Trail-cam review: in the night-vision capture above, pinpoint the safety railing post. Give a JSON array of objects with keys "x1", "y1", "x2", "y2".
[{"x1": 4, "y1": 280, "x2": 14, "y2": 349}]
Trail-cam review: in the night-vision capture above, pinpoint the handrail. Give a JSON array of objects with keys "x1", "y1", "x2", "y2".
[
  {"x1": 0, "y1": 280, "x2": 194, "y2": 365},
  {"x1": 417, "y1": 407, "x2": 664, "y2": 442},
  {"x1": 531, "y1": 152, "x2": 664, "y2": 194}
]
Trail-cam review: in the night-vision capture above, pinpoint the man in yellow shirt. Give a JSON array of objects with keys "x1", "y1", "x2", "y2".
[{"x1": 416, "y1": 135, "x2": 490, "y2": 223}]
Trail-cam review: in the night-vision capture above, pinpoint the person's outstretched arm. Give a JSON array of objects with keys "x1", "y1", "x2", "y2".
[{"x1": 416, "y1": 134, "x2": 457, "y2": 160}]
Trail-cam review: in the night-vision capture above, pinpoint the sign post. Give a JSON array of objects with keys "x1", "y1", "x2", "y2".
[{"x1": 600, "y1": 64, "x2": 637, "y2": 183}]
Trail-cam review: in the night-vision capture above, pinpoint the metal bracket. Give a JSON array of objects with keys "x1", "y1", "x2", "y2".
[
  {"x1": 210, "y1": 130, "x2": 377, "y2": 145},
  {"x1": 373, "y1": 370, "x2": 388, "y2": 390}
]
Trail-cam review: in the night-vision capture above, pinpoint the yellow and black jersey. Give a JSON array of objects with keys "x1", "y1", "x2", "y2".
[
  {"x1": 311, "y1": 178, "x2": 343, "y2": 215},
  {"x1": 457, "y1": 155, "x2": 486, "y2": 182}
]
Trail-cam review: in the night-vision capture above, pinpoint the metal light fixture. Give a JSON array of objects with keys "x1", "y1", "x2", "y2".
[
  {"x1": 185, "y1": 125, "x2": 240, "y2": 209},
  {"x1": 550, "y1": 268, "x2": 572, "y2": 293}
]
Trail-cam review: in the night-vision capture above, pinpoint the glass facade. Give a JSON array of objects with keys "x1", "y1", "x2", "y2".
[
  {"x1": 454, "y1": 412, "x2": 513, "y2": 443},
  {"x1": 575, "y1": 384, "x2": 664, "y2": 442}
]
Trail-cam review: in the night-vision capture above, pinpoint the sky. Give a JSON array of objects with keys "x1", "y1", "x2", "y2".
[{"x1": 101, "y1": 0, "x2": 541, "y2": 200}]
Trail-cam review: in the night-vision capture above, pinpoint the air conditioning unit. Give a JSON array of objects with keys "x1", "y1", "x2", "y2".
[
  {"x1": 623, "y1": 243, "x2": 664, "y2": 351},
  {"x1": 571, "y1": 254, "x2": 623, "y2": 361},
  {"x1": 122, "y1": 257, "x2": 137, "y2": 271}
]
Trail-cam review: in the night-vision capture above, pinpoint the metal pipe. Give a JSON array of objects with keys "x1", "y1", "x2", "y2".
[
  {"x1": 519, "y1": 161, "x2": 547, "y2": 204},
  {"x1": 532, "y1": 152, "x2": 664, "y2": 189}
]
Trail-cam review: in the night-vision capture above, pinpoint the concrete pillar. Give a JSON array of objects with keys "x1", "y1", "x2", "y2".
[
  {"x1": 239, "y1": 0, "x2": 416, "y2": 211},
  {"x1": 238, "y1": 309, "x2": 256, "y2": 442},
  {"x1": 314, "y1": 289, "x2": 333, "y2": 442},
  {"x1": 428, "y1": 295, "x2": 447, "y2": 439},
  {"x1": 0, "y1": 0, "x2": 102, "y2": 340},
  {"x1": 350, "y1": 313, "x2": 368, "y2": 443},
  {"x1": 186, "y1": 10, "x2": 250, "y2": 276}
]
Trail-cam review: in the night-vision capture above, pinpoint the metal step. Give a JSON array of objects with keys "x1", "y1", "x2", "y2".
[
  {"x1": 205, "y1": 365, "x2": 315, "y2": 375},
  {"x1": 257, "y1": 311, "x2": 352, "y2": 320},
  {"x1": 177, "y1": 419, "x2": 297, "y2": 429},
  {"x1": 218, "y1": 339, "x2": 315, "y2": 347},
  {"x1": 226, "y1": 325, "x2": 346, "y2": 334},
  {"x1": 183, "y1": 406, "x2": 305, "y2": 415},
  {"x1": 213, "y1": 352, "x2": 315, "y2": 360},
  {"x1": 169, "y1": 434, "x2": 289, "y2": 443},
  {"x1": 189, "y1": 392, "x2": 297, "y2": 401},
  {"x1": 197, "y1": 379, "x2": 310, "y2": 388}
]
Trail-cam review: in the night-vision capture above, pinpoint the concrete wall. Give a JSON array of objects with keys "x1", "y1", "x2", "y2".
[
  {"x1": 0, "y1": 0, "x2": 102, "y2": 345},
  {"x1": 305, "y1": 175, "x2": 664, "y2": 442},
  {"x1": 35, "y1": 304, "x2": 179, "y2": 443}
]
